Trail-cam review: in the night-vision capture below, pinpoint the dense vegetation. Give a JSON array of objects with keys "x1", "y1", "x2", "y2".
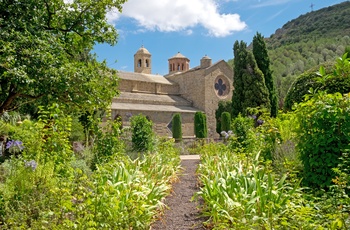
[
  {"x1": 0, "y1": 0, "x2": 124, "y2": 116},
  {"x1": 197, "y1": 54, "x2": 350, "y2": 229},
  {"x1": 0, "y1": 109, "x2": 181, "y2": 228},
  {"x1": 228, "y1": 1, "x2": 350, "y2": 107}
]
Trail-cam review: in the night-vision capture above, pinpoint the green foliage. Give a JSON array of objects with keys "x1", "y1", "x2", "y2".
[
  {"x1": 295, "y1": 92, "x2": 350, "y2": 188},
  {"x1": 37, "y1": 104, "x2": 74, "y2": 173},
  {"x1": 253, "y1": 32, "x2": 278, "y2": 117},
  {"x1": 0, "y1": 0, "x2": 125, "y2": 115},
  {"x1": 284, "y1": 61, "x2": 341, "y2": 110},
  {"x1": 194, "y1": 111, "x2": 207, "y2": 138},
  {"x1": 229, "y1": 2, "x2": 350, "y2": 108},
  {"x1": 220, "y1": 112, "x2": 231, "y2": 132},
  {"x1": 229, "y1": 114, "x2": 254, "y2": 151},
  {"x1": 0, "y1": 109, "x2": 181, "y2": 228},
  {"x1": 232, "y1": 41, "x2": 247, "y2": 118},
  {"x1": 232, "y1": 40, "x2": 270, "y2": 117},
  {"x1": 196, "y1": 145, "x2": 302, "y2": 229},
  {"x1": 215, "y1": 100, "x2": 232, "y2": 134},
  {"x1": 172, "y1": 113, "x2": 182, "y2": 140},
  {"x1": 130, "y1": 114, "x2": 154, "y2": 152},
  {"x1": 70, "y1": 116, "x2": 85, "y2": 142},
  {"x1": 92, "y1": 118, "x2": 124, "y2": 168}
]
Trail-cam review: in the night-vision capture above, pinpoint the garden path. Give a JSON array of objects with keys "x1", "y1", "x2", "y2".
[{"x1": 151, "y1": 155, "x2": 207, "y2": 230}]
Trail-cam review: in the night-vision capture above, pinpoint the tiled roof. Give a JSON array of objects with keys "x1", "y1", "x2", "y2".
[
  {"x1": 111, "y1": 102, "x2": 199, "y2": 113},
  {"x1": 118, "y1": 71, "x2": 175, "y2": 85}
]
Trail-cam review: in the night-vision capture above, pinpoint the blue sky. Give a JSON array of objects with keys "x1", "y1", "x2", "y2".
[{"x1": 94, "y1": 0, "x2": 346, "y2": 75}]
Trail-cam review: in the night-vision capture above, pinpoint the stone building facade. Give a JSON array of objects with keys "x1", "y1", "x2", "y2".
[{"x1": 111, "y1": 46, "x2": 233, "y2": 138}]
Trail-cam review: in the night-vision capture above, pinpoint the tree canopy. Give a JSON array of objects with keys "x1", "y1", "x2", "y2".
[{"x1": 0, "y1": 0, "x2": 126, "y2": 115}]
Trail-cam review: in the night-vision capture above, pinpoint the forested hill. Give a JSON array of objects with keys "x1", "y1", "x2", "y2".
[
  {"x1": 268, "y1": 1, "x2": 350, "y2": 48},
  {"x1": 260, "y1": 1, "x2": 350, "y2": 106}
]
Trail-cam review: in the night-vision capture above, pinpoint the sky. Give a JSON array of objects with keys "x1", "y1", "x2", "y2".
[{"x1": 94, "y1": 0, "x2": 347, "y2": 75}]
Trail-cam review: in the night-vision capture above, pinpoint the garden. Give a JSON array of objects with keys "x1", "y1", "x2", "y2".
[{"x1": 1, "y1": 34, "x2": 350, "y2": 228}]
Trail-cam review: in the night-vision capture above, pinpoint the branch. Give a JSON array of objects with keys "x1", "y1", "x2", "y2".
[{"x1": 0, "y1": 84, "x2": 20, "y2": 114}]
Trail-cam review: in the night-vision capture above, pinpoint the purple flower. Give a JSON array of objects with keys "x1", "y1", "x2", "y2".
[
  {"x1": 257, "y1": 119, "x2": 264, "y2": 126},
  {"x1": 6, "y1": 140, "x2": 25, "y2": 153},
  {"x1": 25, "y1": 160, "x2": 37, "y2": 171},
  {"x1": 249, "y1": 115, "x2": 257, "y2": 120}
]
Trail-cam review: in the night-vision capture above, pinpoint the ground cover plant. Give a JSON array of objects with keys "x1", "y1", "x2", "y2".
[{"x1": 0, "y1": 105, "x2": 181, "y2": 229}]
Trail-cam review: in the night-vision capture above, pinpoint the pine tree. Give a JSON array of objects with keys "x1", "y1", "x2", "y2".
[
  {"x1": 253, "y1": 32, "x2": 278, "y2": 117},
  {"x1": 232, "y1": 40, "x2": 247, "y2": 118}
]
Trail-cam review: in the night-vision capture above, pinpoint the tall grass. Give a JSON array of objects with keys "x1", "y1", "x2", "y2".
[{"x1": 196, "y1": 143, "x2": 301, "y2": 229}]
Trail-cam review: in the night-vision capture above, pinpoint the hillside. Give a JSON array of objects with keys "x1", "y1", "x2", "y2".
[{"x1": 229, "y1": 1, "x2": 350, "y2": 107}]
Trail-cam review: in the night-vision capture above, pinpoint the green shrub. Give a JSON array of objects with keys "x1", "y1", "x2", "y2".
[
  {"x1": 220, "y1": 112, "x2": 231, "y2": 132},
  {"x1": 172, "y1": 113, "x2": 182, "y2": 141},
  {"x1": 229, "y1": 114, "x2": 254, "y2": 150},
  {"x1": 130, "y1": 114, "x2": 154, "y2": 152},
  {"x1": 284, "y1": 61, "x2": 349, "y2": 111},
  {"x1": 215, "y1": 100, "x2": 232, "y2": 134},
  {"x1": 295, "y1": 92, "x2": 350, "y2": 188},
  {"x1": 194, "y1": 112, "x2": 207, "y2": 138}
]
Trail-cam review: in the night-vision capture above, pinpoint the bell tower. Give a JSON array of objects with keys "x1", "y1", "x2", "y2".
[
  {"x1": 168, "y1": 52, "x2": 190, "y2": 74},
  {"x1": 134, "y1": 45, "x2": 152, "y2": 74}
]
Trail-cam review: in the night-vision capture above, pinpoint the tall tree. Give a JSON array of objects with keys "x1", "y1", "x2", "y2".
[
  {"x1": 0, "y1": 0, "x2": 126, "y2": 115},
  {"x1": 242, "y1": 52, "x2": 270, "y2": 111},
  {"x1": 232, "y1": 40, "x2": 270, "y2": 117},
  {"x1": 232, "y1": 40, "x2": 247, "y2": 118},
  {"x1": 253, "y1": 32, "x2": 278, "y2": 117}
]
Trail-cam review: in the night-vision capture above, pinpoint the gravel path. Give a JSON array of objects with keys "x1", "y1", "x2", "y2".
[{"x1": 151, "y1": 156, "x2": 207, "y2": 230}]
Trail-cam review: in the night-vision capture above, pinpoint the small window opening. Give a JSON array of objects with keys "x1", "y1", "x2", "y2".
[{"x1": 138, "y1": 59, "x2": 142, "y2": 67}]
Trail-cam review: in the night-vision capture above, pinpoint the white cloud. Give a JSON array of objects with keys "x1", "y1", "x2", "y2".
[
  {"x1": 108, "y1": 0, "x2": 246, "y2": 37},
  {"x1": 251, "y1": 0, "x2": 295, "y2": 8}
]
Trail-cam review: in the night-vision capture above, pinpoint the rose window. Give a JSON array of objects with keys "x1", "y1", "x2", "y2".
[{"x1": 214, "y1": 76, "x2": 230, "y2": 97}]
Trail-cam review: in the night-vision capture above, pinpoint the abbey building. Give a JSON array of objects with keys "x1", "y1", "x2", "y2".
[{"x1": 111, "y1": 46, "x2": 233, "y2": 138}]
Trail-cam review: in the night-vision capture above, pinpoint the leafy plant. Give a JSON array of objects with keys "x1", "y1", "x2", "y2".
[
  {"x1": 295, "y1": 91, "x2": 350, "y2": 188},
  {"x1": 130, "y1": 114, "x2": 154, "y2": 152}
]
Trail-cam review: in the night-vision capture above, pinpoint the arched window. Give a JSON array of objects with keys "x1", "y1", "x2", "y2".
[
  {"x1": 146, "y1": 59, "x2": 149, "y2": 67},
  {"x1": 177, "y1": 64, "x2": 180, "y2": 71},
  {"x1": 169, "y1": 64, "x2": 172, "y2": 72},
  {"x1": 138, "y1": 59, "x2": 142, "y2": 67},
  {"x1": 172, "y1": 63, "x2": 175, "y2": 71},
  {"x1": 182, "y1": 64, "x2": 184, "y2": 70}
]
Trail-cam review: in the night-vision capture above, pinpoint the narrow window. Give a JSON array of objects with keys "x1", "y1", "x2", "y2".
[
  {"x1": 169, "y1": 64, "x2": 172, "y2": 72},
  {"x1": 177, "y1": 64, "x2": 180, "y2": 71},
  {"x1": 146, "y1": 59, "x2": 149, "y2": 67},
  {"x1": 138, "y1": 59, "x2": 142, "y2": 67},
  {"x1": 182, "y1": 64, "x2": 184, "y2": 70}
]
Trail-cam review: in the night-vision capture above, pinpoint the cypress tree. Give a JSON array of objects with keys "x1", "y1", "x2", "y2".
[
  {"x1": 221, "y1": 112, "x2": 231, "y2": 132},
  {"x1": 242, "y1": 52, "x2": 270, "y2": 111},
  {"x1": 232, "y1": 40, "x2": 248, "y2": 118},
  {"x1": 215, "y1": 100, "x2": 232, "y2": 134},
  {"x1": 253, "y1": 32, "x2": 278, "y2": 117},
  {"x1": 194, "y1": 112, "x2": 207, "y2": 138},
  {"x1": 172, "y1": 113, "x2": 182, "y2": 141}
]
